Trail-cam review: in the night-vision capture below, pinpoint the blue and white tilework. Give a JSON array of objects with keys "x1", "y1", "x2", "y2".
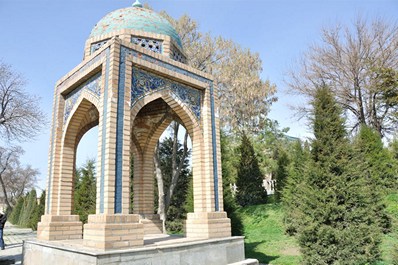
[
  {"x1": 131, "y1": 37, "x2": 162, "y2": 54},
  {"x1": 131, "y1": 68, "x2": 202, "y2": 120},
  {"x1": 63, "y1": 72, "x2": 102, "y2": 124}
]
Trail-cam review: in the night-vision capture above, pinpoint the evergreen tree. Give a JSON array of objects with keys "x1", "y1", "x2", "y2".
[
  {"x1": 235, "y1": 133, "x2": 266, "y2": 207},
  {"x1": 295, "y1": 86, "x2": 383, "y2": 264},
  {"x1": 18, "y1": 189, "x2": 37, "y2": 227},
  {"x1": 8, "y1": 196, "x2": 24, "y2": 224},
  {"x1": 73, "y1": 159, "x2": 96, "y2": 223},
  {"x1": 220, "y1": 131, "x2": 243, "y2": 236},
  {"x1": 353, "y1": 126, "x2": 394, "y2": 233},
  {"x1": 30, "y1": 191, "x2": 45, "y2": 230},
  {"x1": 355, "y1": 126, "x2": 398, "y2": 190},
  {"x1": 273, "y1": 146, "x2": 290, "y2": 202},
  {"x1": 183, "y1": 176, "x2": 194, "y2": 214},
  {"x1": 282, "y1": 140, "x2": 310, "y2": 235}
]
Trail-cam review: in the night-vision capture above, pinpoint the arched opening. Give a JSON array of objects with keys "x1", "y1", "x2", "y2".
[
  {"x1": 130, "y1": 93, "x2": 201, "y2": 235},
  {"x1": 57, "y1": 97, "x2": 99, "y2": 217},
  {"x1": 74, "y1": 126, "x2": 98, "y2": 223}
]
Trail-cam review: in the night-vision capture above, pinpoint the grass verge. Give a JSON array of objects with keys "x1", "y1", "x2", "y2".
[
  {"x1": 237, "y1": 203, "x2": 301, "y2": 265},
  {"x1": 237, "y1": 192, "x2": 398, "y2": 265}
]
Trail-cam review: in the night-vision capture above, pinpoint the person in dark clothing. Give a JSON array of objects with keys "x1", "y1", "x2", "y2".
[{"x1": 0, "y1": 210, "x2": 6, "y2": 250}]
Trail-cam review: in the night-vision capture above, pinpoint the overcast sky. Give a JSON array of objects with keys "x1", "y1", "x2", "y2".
[{"x1": 0, "y1": 0, "x2": 396, "y2": 190}]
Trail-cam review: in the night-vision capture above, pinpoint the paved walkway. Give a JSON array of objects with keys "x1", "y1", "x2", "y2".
[{"x1": 0, "y1": 222, "x2": 36, "y2": 265}]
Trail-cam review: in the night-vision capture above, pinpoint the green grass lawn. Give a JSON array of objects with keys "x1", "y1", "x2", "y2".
[
  {"x1": 237, "y1": 203, "x2": 301, "y2": 265},
  {"x1": 237, "y1": 193, "x2": 398, "y2": 265}
]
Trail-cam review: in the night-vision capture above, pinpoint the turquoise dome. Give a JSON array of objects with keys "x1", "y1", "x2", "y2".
[{"x1": 89, "y1": 3, "x2": 183, "y2": 49}]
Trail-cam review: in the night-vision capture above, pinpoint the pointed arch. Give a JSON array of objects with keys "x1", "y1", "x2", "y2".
[
  {"x1": 130, "y1": 89, "x2": 204, "y2": 216},
  {"x1": 57, "y1": 96, "x2": 100, "y2": 215}
]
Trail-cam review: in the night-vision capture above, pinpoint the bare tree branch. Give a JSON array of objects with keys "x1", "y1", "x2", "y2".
[
  {"x1": 0, "y1": 62, "x2": 46, "y2": 141},
  {"x1": 0, "y1": 146, "x2": 37, "y2": 210},
  {"x1": 287, "y1": 17, "x2": 398, "y2": 137}
]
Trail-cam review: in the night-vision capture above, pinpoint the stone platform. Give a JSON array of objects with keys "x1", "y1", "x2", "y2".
[{"x1": 22, "y1": 235, "x2": 258, "y2": 265}]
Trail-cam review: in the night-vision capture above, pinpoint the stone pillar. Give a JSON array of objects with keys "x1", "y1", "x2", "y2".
[
  {"x1": 185, "y1": 84, "x2": 231, "y2": 239},
  {"x1": 37, "y1": 215, "x2": 82, "y2": 241},
  {"x1": 83, "y1": 214, "x2": 143, "y2": 250},
  {"x1": 83, "y1": 40, "x2": 144, "y2": 249},
  {"x1": 38, "y1": 84, "x2": 84, "y2": 241},
  {"x1": 133, "y1": 149, "x2": 163, "y2": 234}
]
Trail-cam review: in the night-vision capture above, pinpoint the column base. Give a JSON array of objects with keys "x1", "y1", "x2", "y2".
[
  {"x1": 186, "y1": 212, "x2": 231, "y2": 239},
  {"x1": 37, "y1": 215, "x2": 83, "y2": 241},
  {"x1": 139, "y1": 214, "x2": 163, "y2": 234},
  {"x1": 83, "y1": 214, "x2": 144, "y2": 250}
]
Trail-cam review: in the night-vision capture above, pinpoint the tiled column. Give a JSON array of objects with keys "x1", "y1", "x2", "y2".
[
  {"x1": 84, "y1": 41, "x2": 144, "y2": 249},
  {"x1": 185, "y1": 84, "x2": 231, "y2": 239}
]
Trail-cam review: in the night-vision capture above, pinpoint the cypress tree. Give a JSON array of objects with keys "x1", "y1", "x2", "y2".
[
  {"x1": 221, "y1": 131, "x2": 243, "y2": 236},
  {"x1": 235, "y1": 133, "x2": 266, "y2": 207},
  {"x1": 30, "y1": 191, "x2": 45, "y2": 230},
  {"x1": 282, "y1": 140, "x2": 310, "y2": 235},
  {"x1": 355, "y1": 126, "x2": 397, "y2": 190},
  {"x1": 273, "y1": 146, "x2": 290, "y2": 202},
  {"x1": 9, "y1": 196, "x2": 24, "y2": 224},
  {"x1": 18, "y1": 189, "x2": 37, "y2": 227},
  {"x1": 74, "y1": 159, "x2": 96, "y2": 223},
  {"x1": 353, "y1": 126, "x2": 394, "y2": 233},
  {"x1": 296, "y1": 86, "x2": 382, "y2": 264}
]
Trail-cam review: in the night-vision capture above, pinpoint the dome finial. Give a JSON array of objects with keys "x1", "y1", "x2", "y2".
[{"x1": 132, "y1": 0, "x2": 143, "y2": 8}]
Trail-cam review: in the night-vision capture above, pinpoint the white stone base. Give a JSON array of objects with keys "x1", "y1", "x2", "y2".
[{"x1": 23, "y1": 236, "x2": 252, "y2": 265}]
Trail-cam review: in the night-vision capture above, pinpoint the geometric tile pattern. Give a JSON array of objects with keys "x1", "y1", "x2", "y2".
[
  {"x1": 131, "y1": 37, "x2": 162, "y2": 54},
  {"x1": 132, "y1": 68, "x2": 202, "y2": 120},
  {"x1": 63, "y1": 73, "x2": 101, "y2": 124}
]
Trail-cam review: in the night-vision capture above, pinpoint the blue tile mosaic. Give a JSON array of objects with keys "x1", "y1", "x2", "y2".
[
  {"x1": 131, "y1": 36, "x2": 162, "y2": 54},
  {"x1": 113, "y1": 46, "x2": 131, "y2": 213},
  {"x1": 100, "y1": 48, "x2": 111, "y2": 214},
  {"x1": 123, "y1": 46, "x2": 210, "y2": 84},
  {"x1": 210, "y1": 85, "x2": 219, "y2": 211},
  {"x1": 63, "y1": 72, "x2": 102, "y2": 124},
  {"x1": 131, "y1": 68, "x2": 202, "y2": 120},
  {"x1": 90, "y1": 39, "x2": 109, "y2": 54}
]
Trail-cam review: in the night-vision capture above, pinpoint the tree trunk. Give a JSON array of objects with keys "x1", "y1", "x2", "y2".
[
  {"x1": 154, "y1": 122, "x2": 189, "y2": 233},
  {"x1": 0, "y1": 152, "x2": 13, "y2": 210},
  {"x1": 154, "y1": 141, "x2": 166, "y2": 233}
]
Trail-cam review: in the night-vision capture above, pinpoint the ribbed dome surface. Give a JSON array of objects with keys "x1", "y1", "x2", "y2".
[{"x1": 90, "y1": 5, "x2": 183, "y2": 49}]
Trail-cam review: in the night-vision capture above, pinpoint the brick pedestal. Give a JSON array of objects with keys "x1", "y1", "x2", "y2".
[
  {"x1": 37, "y1": 215, "x2": 83, "y2": 241},
  {"x1": 83, "y1": 214, "x2": 144, "y2": 250},
  {"x1": 139, "y1": 214, "x2": 163, "y2": 234},
  {"x1": 185, "y1": 212, "x2": 231, "y2": 239}
]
